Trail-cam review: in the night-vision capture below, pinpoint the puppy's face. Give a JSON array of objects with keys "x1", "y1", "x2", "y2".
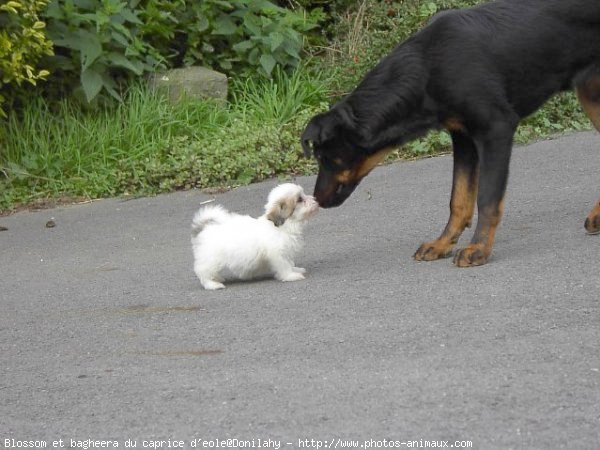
[
  {"x1": 265, "y1": 184, "x2": 319, "y2": 227},
  {"x1": 301, "y1": 110, "x2": 390, "y2": 208}
]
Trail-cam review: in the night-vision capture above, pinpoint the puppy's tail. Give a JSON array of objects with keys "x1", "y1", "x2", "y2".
[{"x1": 191, "y1": 204, "x2": 229, "y2": 237}]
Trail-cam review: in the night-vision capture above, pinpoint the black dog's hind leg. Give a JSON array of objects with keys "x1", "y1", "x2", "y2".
[
  {"x1": 577, "y1": 74, "x2": 600, "y2": 234},
  {"x1": 414, "y1": 131, "x2": 479, "y2": 261},
  {"x1": 454, "y1": 122, "x2": 515, "y2": 267}
]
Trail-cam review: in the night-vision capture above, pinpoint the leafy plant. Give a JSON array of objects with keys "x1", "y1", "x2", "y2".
[
  {"x1": 138, "y1": 0, "x2": 324, "y2": 77},
  {"x1": 43, "y1": 0, "x2": 159, "y2": 102},
  {"x1": 0, "y1": 0, "x2": 53, "y2": 116}
]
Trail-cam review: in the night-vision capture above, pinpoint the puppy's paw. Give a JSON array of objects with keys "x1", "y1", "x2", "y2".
[
  {"x1": 293, "y1": 267, "x2": 307, "y2": 274},
  {"x1": 277, "y1": 272, "x2": 305, "y2": 282},
  {"x1": 202, "y1": 280, "x2": 226, "y2": 290},
  {"x1": 453, "y1": 244, "x2": 489, "y2": 267}
]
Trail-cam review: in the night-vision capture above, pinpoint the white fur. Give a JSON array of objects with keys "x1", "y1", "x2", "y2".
[{"x1": 191, "y1": 183, "x2": 319, "y2": 290}]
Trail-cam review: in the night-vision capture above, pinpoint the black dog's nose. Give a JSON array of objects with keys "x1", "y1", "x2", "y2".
[{"x1": 316, "y1": 182, "x2": 357, "y2": 208}]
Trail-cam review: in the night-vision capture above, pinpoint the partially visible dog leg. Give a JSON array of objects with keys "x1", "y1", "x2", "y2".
[
  {"x1": 577, "y1": 73, "x2": 600, "y2": 234},
  {"x1": 414, "y1": 131, "x2": 479, "y2": 261},
  {"x1": 585, "y1": 201, "x2": 600, "y2": 234},
  {"x1": 271, "y1": 256, "x2": 305, "y2": 282},
  {"x1": 194, "y1": 262, "x2": 226, "y2": 290},
  {"x1": 202, "y1": 280, "x2": 226, "y2": 290},
  {"x1": 454, "y1": 122, "x2": 515, "y2": 267}
]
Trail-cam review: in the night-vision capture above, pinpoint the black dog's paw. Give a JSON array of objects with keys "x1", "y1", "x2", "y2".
[
  {"x1": 585, "y1": 202, "x2": 600, "y2": 234},
  {"x1": 453, "y1": 244, "x2": 489, "y2": 267},
  {"x1": 414, "y1": 240, "x2": 454, "y2": 261}
]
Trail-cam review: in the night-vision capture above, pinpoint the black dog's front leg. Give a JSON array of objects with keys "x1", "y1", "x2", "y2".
[
  {"x1": 453, "y1": 124, "x2": 515, "y2": 267},
  {"x1": 414, "y1": 131, "x2": 479, "y2": 261}
]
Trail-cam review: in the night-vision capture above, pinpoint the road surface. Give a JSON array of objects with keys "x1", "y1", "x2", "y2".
[{"x1": 1, "y1": 132, "x2": 599, "y2": 449}]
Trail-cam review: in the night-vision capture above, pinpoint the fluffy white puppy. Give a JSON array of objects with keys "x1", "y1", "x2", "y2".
[{"x1": 191, "y1": 183, "x2": 319, "y2": 290}]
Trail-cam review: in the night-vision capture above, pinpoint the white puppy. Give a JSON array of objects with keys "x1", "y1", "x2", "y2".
[{"x1": 191, "y1": 183, "x2": 319, "y2": 290}]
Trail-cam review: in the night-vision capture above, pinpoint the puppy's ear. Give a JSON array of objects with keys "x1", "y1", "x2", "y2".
[{"x1": 265, "y1": 197, "x2": 296, "y2": 227}]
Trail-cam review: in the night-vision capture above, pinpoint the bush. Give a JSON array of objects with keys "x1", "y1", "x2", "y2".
[
  {"x1": 0, "y1": 0, "x2": 53, "y2": 116},
  {"x1": 23, "y1": 0, "x2": 323, "y2": 104},
  {"x1": 138, "y1": 0, "x2": 323, "y2": 78},
  {"x1": 43, "y1": 0, "x2": 158, "y2": 102}
]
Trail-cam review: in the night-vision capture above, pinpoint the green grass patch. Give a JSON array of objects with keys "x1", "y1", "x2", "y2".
[{"x1": 0, "y1": 69, "x2": 330, "y2": 212}]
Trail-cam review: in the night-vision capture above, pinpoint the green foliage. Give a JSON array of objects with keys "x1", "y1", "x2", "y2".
[
  {"x1": 0, "y1": 0, "x2": 53, "y2": 116},
  {"x1": 0, "y1": 68, "x2": 328, "y2": 211},
  {"x1": 126, "y1": 111, "x2": 317, "y2": 193},
  {"x1": 275, "y1": 0, "x2": 352, "y2": 10},
  {"x1": 138, "y1": 0, "x2": 323, "y2": 78},
  {"x1": 43, "y1": 0, "x2": 158, "y2": 102},
  {"x1": 231, "y1": 65, "x2": 330, "y2": 124},
  {"x1": 516, "y1": 92, "x2": 589, "y2": 143},
  {"x1": 17, "y1": 0, "x2": 323, "y2": 104},
  {"x1": 323, "y1": 0, "x2": 481, "y2": 96}
]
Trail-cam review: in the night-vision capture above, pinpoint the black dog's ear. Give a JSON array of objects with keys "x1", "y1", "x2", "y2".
[
  {"x1": 301, "y1": 118, "x2": 320, "y2": 158},
  {"x1": 301, "y1": 109, "x2": 352, "y2": 158}
]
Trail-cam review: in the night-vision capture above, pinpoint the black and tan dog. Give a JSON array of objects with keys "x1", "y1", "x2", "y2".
[{"x1": 301, "y1": 0, "x2": 600, "y2": 267}]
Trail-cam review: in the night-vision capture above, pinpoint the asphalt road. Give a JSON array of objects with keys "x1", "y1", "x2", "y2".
[{"x1": 1, "y1": 132, "x2": 599, "y2": 450}]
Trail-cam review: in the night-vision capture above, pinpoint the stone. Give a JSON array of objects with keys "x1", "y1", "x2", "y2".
[{"x1": 149, "y1": 66, "x2": 228, "y2": 104}]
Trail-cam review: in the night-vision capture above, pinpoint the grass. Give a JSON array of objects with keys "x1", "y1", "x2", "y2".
[
  {"x1": 231, "y1": 66, "x2": 329, "y2": 126},
  {"x1": 0, "y1": 68, "x2": 329, "y2": 212},
  {"x1": 0, "y1": 88, "x2": 207, "y2": 207}
]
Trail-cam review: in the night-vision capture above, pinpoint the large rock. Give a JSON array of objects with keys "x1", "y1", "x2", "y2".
[{"x1": 149, "y1": 66, "x2": 228, "y2": 104}]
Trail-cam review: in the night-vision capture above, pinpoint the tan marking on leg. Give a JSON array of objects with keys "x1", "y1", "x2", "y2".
[
  {"x1": 577, "y1": 76, "x2": 600, "y2": 233},
  {"x1": 445, "y1": 167, "x2": 479, "y2": 240},
  {"x1": 414, "y1": 167, "x2": 478, "y2": 261},
  {"x1": 454, "y1": 198, "x2": 504, "y2": 267},
  {"x1": 443, "y1": 117, "x2": 465, "y2": 132},
  {"x1": 585, "y1": 199, "x2": 600, "y2": 234},
  {"x1": 577, "y1": 76, "x2": 600, "y2": 131}
]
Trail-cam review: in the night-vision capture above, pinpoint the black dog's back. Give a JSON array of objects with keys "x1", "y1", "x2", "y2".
[
  {"x1": 395, "y1": 0, "x2": 600, "y2": 122},
  {"x1": 328, "y1": 0, "x2": 600, "y2": 156}
]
